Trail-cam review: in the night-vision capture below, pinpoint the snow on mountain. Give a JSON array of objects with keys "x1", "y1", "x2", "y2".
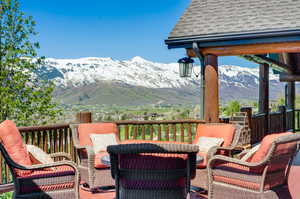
[{"x1": 39, "y1": 56, "x2": 280, "y2": 91}]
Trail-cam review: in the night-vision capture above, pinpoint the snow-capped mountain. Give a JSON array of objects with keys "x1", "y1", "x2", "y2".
[{"x1": 36, "y1": 56, "x2": 288, "y2": 105}]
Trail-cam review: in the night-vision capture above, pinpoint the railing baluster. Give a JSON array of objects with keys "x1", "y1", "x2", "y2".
[
  {"x1": 5, "y1": 164, "x2": 10, "y2": 183},
  {"x1": 158, "y1": 125, "x2": 162, "y2": 141},
  {"x1": 150, "y1": 125, "x2": 154, "y2": 140},
  {"x1": 124, "y1": 125, "x2": 129, "y2": 140},
  {"x1": 141, "y1": 125, "x2": 145, "y2": 140},
  {"x1": 188, "y1": 124, "x2": 192, "y2": 144},
  {"x1": 54, "y1": 129, "x2": 58, "y2": 153},
  {"x1": 43, "y1": 130, "x2": 48, "y2": 153},
  {"x1": 180, "y1": 124, "x2": 185, "y2": 142},
  {"x1": 173, "y1": 124, "x2": 177, "y2": 141},
  {"x1": 297, "y1": 111, "x2": 300, "y2": 129},
  {"x1": 37, "y1": 131, "x2": 42, "y2": 149},
  {"x1": 64, "y1": 127, "x2": 68, "y2": 154},
  {"x1": 165, "y1": 125, "x2": 170, "y2": 141},
  {"x1": 59, "y1": 129, "x2": 64, "y2": 154},
  {"x1": 133, "y1": 125, "x2": 138, "y2": 139}
]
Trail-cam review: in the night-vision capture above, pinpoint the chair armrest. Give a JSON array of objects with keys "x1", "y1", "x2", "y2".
[
  {"x1": 208, "y1": 155, "x2": 263, "y2": 168},
  {"x1": 12, "y1": 160, "x2": 79, "y2": 172},
  {"x1": 207, "y1": 146, "x2": 237, "y2": 159},
  {"x1": 50, "y1": 152, "x2": 72, "y2": 160}
]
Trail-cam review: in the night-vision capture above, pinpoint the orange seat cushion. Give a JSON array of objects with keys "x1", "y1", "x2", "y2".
[
  {"x1": 248, "y1": 132, "x2": 294, "y2": 163},
  {"x1": 193, "y1": 124, "x2": 236, "y2": 148},
  {"x1": 78, "y1": 123, "x2": 119, "y2": 146},
  {"x1": 18, "y1": 165, "x2": 75, "y2": 194},
  {"x1": 0, "y1": 120, "x2": 32, "y2": 167},
  {"x1": 94, "y1": 152, "x2": 110, "y2": 169},
  {"x1": 194, "y1": 124, "x2": 236, "y2": 168}
]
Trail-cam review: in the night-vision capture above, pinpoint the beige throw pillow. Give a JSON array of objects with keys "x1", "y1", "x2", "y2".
[
  {"x1": 90, "y1": 133, "x2": 118, "y2": 153},
  {"x1": 197, "y1": 137, "x2": 224, "y2": 153},
  {"x1": 241, "y1": 144, "x2": 261, "y2": 161},
  {"x1": 26, "y1": 145, "x2": 54, "y2": 165}
]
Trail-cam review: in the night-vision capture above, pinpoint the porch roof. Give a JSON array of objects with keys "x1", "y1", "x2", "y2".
[{"x1": 165, "y1": 0, "x2": 300, "y2": 49}]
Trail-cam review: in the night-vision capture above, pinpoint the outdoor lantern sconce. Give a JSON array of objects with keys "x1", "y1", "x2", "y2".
[{"x1": 178, "y1": 57, "x2": 194, "y2": 77}]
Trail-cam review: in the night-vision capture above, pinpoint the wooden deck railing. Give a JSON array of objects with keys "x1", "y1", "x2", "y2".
[
  {"x1": 251, "y1": 113, "x2": 267, "y2": 144},
  {"x1": 0, "y1": 119, "x2": 204, "y2": 186},
  {"x1": 249, "y1": 106, "x2": 295, "y2": 144},
  {"x1": 116, "y1": 120, "x2": 205, "y2": 143},
  {"x1": 295, "y1": 109, "x2": 300, "y2": 132}
]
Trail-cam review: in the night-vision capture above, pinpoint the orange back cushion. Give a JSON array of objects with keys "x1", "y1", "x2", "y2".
[
  {"x1": 248, "y1": 132, "x2": 294, "y2": 163},
  {"x1": 0, "y1": 120, "x2": 32, "y2": 166},
  {"x1": 193, "y1": 124, "x2": 236, "y2": 147},
  {"x1": 78, "y1": 123, "x2": 119, "y2": 146}
]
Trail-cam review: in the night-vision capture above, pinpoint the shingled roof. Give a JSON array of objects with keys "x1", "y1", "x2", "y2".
[{"x1": 166, "y1": 0, "x2": 300, "y2": 49}]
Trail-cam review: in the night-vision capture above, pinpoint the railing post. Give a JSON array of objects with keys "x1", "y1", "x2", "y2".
[
  {"x1": 76, "y1": 112, "x2": 92, "y2": 123},
  {"x1": 240, "y1": 107, "x2": 252, "y2": 130},
  {"x1": 278, "y1": 106, "x2": 287, "y2": 131}
]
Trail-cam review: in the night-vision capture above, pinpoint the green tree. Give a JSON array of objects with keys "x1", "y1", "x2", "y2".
[
  {"x1": 0, "y1": 0, "x2": 61, "y2": 126},
  {"x1": 223, "y1": 101, "x2": 241, "y2": 116}
]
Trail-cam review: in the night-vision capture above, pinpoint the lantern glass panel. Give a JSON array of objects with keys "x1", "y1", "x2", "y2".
[
  {"x1": 186, "y1": 63, "x2": 193, "y2": 77},
  {"x1": 179, "y1": 63, "x2": 186, "y2": 77}
]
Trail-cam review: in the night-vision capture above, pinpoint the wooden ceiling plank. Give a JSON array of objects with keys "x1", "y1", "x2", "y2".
[
  {"x1": 186, "y1": 41, "x2": 300, "y2": 57},
  {"x1": 241, "y1": 55, "x2": 293, "y2": 73}
]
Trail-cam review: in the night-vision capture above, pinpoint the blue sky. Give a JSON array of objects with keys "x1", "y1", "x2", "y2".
[{"x1": 19, "y1": 0, "x2": 257, "y2": 67}]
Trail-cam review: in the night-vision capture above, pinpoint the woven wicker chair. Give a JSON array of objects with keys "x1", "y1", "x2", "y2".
[
  {"x1": 107, "y1": 143, "x2": 199, "y2": 199},
  {"x1": 70, "y1": 123, "x2": 119, "y2": 192},
  {"x1": 191, "y1": 123, "x2": 242, "y2": 190},
  {"x1": 0, "y1": 120, "x2": 80, "y2": 199},
  {"x1": 207, "y1": 132, "x2": 300, "y2": 199}
]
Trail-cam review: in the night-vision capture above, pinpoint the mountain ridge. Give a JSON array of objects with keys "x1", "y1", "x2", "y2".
[{"x1": 36, "y1": 56, "x2": 290, "y2": 106}]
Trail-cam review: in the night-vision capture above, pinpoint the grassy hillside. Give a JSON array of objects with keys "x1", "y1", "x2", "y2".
[{"x1": 54, "y1": 81, "x2": 200, "y2": 106}]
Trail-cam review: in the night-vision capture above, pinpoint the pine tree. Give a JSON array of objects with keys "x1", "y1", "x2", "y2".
[{"x1": 0, "y1": 0, "x2": 61, "y2": 126}]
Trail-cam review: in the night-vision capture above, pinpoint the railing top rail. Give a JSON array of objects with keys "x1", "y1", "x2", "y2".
[
  {"x1": 269, "y1": 112, "x2": 283, "y2": 116},
  {"x1": 18, "y1": 123, "x2": 69, "y2": 132},
  {"x1": 114, "y1": 119, "x2": 205, "y2": 125},
  {"x1": 252, "y1": 113, "x2": 267, "y2": 118},
  {"x1": 17, "y1": 120, "x2": 205, "y2": 132}
]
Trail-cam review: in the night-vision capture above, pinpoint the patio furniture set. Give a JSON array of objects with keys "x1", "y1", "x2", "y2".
[{"x1": 0, "y1": 120, "x2": 299, "y2": 199}]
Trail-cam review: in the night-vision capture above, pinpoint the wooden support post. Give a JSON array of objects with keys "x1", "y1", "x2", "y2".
[
  {"x1": 204, "y1": 54, "x2": 219, "y2": 123},
  {"x1": 286, "y1": 82, "x2": 295, "y2": 131},
  {"x1": 240, "y1": 107, "x2": 252, "y2": 130},
  {"x1": 76, "y1": 112, "x2": 92, "y2": 123},
  {"x1": 286, "y1": 82, "x2": 296, "y2": 110},
  {"x1": 278, "y1": 106, "x2": 287, "y2": 131},
  {"x1": 259, "y1": 63, "x2": 269, "y2": 133}
]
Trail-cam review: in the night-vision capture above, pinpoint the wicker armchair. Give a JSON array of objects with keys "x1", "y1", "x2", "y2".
[
  {"x1": 207, "y1": 132, "x2": 300, "y2": 199},
  {"x1": 191, "y1": 123, "x2": 242, "y2": 190},
  {"x1": 107, "y1": 143, "x2": 199, "y2": 199},
  {"x1": 0, "y1": 120, "x2": 79, "y2": 199},
  {"x1": 70, "y1": 123, "x2": 119, "y2": 192}
]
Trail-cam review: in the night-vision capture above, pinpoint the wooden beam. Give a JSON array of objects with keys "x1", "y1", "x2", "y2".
[
  {"x1": 279, "y1": 53, "x2": 300, "y2": 81},
  {"x1": 204, "y1": 54, "x2": 219, "y2": 123},
  {"x1": 241, "y1": 55, "x2": 293, "y2": 73},
  {"x1": 280, "y1": 74, "x2": 300, "y2": 81},
  {"x1": 187, "y1": 41, "x2": 300, "y2": 57},
  {"x1": 293, "y1": 53, "x2": 300, "y2": 73}
]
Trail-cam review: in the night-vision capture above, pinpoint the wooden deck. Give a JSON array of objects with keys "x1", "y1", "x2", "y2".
[{"x1": 80, "y1": 155, "x2": 300, "y2": 199}]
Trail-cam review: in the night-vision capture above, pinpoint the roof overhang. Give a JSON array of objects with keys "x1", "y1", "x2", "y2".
[{"x1": 165, "y1": 29, "x2": 300, "y2": 50}]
